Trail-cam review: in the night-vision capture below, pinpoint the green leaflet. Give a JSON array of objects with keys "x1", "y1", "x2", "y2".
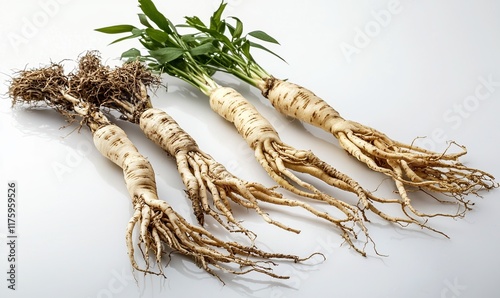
[
  {"x1": 121, "y1": 48, "x2": 142, "y2": 60},
  {"x1": 138, "y1": 13, "x2": 153, "y2": 28},
  {"x1": 185, "y1": 16, "x2": 234, "y2": 51},
  {"x1": 227, "y1": 17, "x2": 243, "y2": 40},
  {"x1": 108, "y1": 29, "x2": 143, "y2": 45},
  {"x1": 249, "y1": 41, "x2": 286, "y2": 63},
  {"x1": 183, "y1": 2, "x2": 284, "y2": 65},
  {"x1": 95, "y1": 24, "x2": 137, "y2": 34},
  {"x1": 190, "y1": 42, "x2": 218, "y2": 56},
  {"x1": 209, "y1": 1, "x2": 227, "y2": 31},
  {"x1": 149, "y1": 48, "x2": 185, "y2": 64},
  {"x1": 145, "y1": 28, "x2": 170, "y2": 44},
  {"x1": 138, "y1": 0, "x2": 172, "y2": 34},
  {"x1": 248, "y1": 30, "x2": 280, "y2": 44}
]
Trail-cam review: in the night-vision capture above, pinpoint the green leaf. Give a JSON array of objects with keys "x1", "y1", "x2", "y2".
[
  {"x1": 189, "y1": 42, "x2": 217, "y2": 56},
  {"x1": 181, "y1": 34, "x2": 197, "y2": 43},
  {"x1": 184, "y1": 20, "x2": 234, "y2": 52},
  {"x1": 140, "y1": 39, "x2": 158, "y2": 51},
  {"x1": 108, "y1": 29, "x2": 143, "y2": 45},
  {"x1": 145, "y1": 28, "x2": 169, "y2": 44},
  {"x1": 132, "y1": 28, "x2": 143, "y2": 35},
  {"x1": 139, "y1": 0, "x2": 172, "y2": 33},
  {"x1": 138, "y1": 13, "x2": 153, "y2": 28},
  {"x1": 95, "y1": 24, "x2": 137, "y2": 34},
  {"x1": 231, "y1": 37, "x2": 244, "y2": 48},
  {"x1": 210, "y1": 1, "x2": 227, "y2": 30},
  {"x1": 166, "y1": 18, "x2": 180, "y2": 35},
  {"x1": 249, "y1": 41, "x2": 286, "y2": 63},
  {"x1": 149, "y1": 47, "x2": 185, "y2": 64},
  {"x1": 248, "y1": 30, "x2": 280, "y2": 44},
  {"x1": 227, "y1": 17, "x2": 243, "y2": 40},
  {"x1": 241, "y1": 40, "x2": 253, "y2": 61},
  {"x1": 185, "y1": 16, "x2": 207, "y2": 29},
  {"x1": 121, "y1": 48, "x2": 142, "y2": 59}
]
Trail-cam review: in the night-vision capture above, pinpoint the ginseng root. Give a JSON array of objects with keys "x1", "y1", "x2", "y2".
[{"x1": 260, "y1": 77, "x2": 498, "y2": 218}]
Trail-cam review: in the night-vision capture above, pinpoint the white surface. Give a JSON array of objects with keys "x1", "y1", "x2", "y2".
[{"x1": 1, "y1": 1, "x2": 500, "y2": 297}]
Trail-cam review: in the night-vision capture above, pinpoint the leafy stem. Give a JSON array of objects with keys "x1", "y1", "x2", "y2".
[{"x1": 95, "y1": 0, "x2": 282, "y2": 93}]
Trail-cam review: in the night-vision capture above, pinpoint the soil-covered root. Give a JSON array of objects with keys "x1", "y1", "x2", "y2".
[
  {"x1": 9, "y1": 64, "x2": 70, "y2": 109},
  {"x1": 8, "y1": 63, "x2": 110, "y2": 132}
]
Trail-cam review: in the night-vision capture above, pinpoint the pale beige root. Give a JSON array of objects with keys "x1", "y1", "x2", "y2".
[
  {"x1": 139, "y1": 107, "x2": 302, "y2": 236},
  {"x1": 93, "y1": 123, "x2": 312, "y2": 279},
  {"x1": 209, "y1": 86, "x2": 384, "y2": 256},
  {"x1": 260, "y1": 77, "x2": 498, "y2": 219}
]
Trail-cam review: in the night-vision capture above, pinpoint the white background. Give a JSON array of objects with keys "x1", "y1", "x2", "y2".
[{"x1": 1, "y1": 1, "x2": 499, "y2": 297}]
